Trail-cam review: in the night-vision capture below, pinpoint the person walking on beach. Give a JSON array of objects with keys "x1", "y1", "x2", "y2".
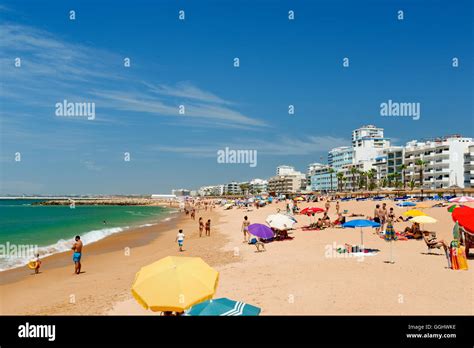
[
  {"x1": 325, "y1": 200, "x2": 331, "y2": 213},
  {"x1": 336, "y1": 201, "x2": 340, "y2": 215},
  {"x1": 71, "y1": 235, "x2": 83, "y2": 275},
  {"x1": 205, "y1": 219, "x2": 211, "y2": 236},
  {"x1": 176, "y1": 229, "x2": 185, "y2": 252},
  {"x1": 198, "y1": 217, "x2": 204, "y2": 237},
  {"x1": 191, "y1": 209, "x2": 195, "y2": 220},
  {"x1": 242, "y1": 216, "x2": 250, "y2": 242}
]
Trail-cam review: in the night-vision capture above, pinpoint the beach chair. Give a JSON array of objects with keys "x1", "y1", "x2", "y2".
[{"x1": 422, "y1": 232, "x2": 442, "y2": 254}]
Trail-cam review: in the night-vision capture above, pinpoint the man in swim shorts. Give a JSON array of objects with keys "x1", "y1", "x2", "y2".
[{"x1": 71, "y1": 235, "x2": 83, "y2": 275}]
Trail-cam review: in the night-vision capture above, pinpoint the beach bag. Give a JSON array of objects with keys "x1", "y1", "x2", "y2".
[{"x1": 456, "y1": 246, "x2": 469, "y2": 270}]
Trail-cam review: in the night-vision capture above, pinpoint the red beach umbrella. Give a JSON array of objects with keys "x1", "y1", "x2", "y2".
[
  {"x1": 300, "y1": 207, "x2": 324, "y2": 215},
  {"x1": 452, "y1": 206, "x2": 474, "y2": 233}
]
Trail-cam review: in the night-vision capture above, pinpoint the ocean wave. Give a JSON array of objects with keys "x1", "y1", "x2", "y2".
[{"x1": 0, "y1": 226, "x2": 127, "y2": 272}]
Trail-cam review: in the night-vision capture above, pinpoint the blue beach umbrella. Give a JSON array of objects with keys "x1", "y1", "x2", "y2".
[
  {"x1": 342, "y1": 219, "x2": 380, "y2": 248},
  {"x1": 396, "y1": 201, "x2": 416, "y2": 207},
  {"x1": 186, "y1": 298, "x2": 261, "y2": 316}
]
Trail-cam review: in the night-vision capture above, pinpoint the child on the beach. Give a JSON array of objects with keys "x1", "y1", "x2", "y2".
[
  {"x1": 176, "y1": 229, "x2": 185, "y2": 252},
  {"x1": 205, "y1": 219, "x2": 211, "y2": 236},
  {"x1": 34, "y1": 253, "x2": 41, "y2": 274}
]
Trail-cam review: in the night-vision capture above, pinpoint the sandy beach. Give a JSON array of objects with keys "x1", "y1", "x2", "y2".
[{"x1": 1, "y1": 200, "x2": 472, "y2": 315}]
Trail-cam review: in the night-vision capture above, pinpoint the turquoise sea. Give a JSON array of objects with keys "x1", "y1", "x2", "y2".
[{"x1": 0, "y1": 199, "x2": 174, "y2": 271}]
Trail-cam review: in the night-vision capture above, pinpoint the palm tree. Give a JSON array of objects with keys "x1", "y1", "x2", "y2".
[
  {"x1": 367, "y1": 169, "x2": 376, "y2": 191},
  {"x1": 342, "y1": 177, "x2": 347, "y2": 192},
  {"x1": 415, "y1": 159, "x2": 426, "y2": 188},
  {"x1": 336, "y1": 172, "x2": 344, "y2": 192},
  {"x1": 409, "y1": 179, "x2": 416, "y2": 190},
  {"x1": 380, "y1": 177, "x2": 388, "y2": 188},
  {"x1": 239, "y1": 183, "x2": 249, "y2": 196},
  {"x1": 398, "y1": 164, "x2": 407, "y2": 189},
  {"x1": 387, "y1": 173, "x2": 395, "y2": 187},
  {"x1": 350, "y1": 166, "x2": 358, "y2": 192},
  {"x1": 394, "y1": 172, "x2": 402, "y2": 188},
  {"x1": 328, "y1": 167, "x2": 335, "y2": 192}
]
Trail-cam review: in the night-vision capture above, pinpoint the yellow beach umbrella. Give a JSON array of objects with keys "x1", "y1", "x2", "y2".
[
  {"x1": 410, "y1": 215, "x2": 437, "y2": 224},
  {"x1": 402, "y1": 209, "x2": 427, "y2": 217},
  {"x1": 294, "y1": 197, "x2": 305, "y2": 201},
  {"x1": 132, "y1": 256, "x2": 219, "y2": 312}
]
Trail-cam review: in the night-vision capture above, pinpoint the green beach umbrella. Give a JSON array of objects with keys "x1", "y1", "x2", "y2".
[{"x1": 448, "y1": 204, "x2": 458, "y2": 213}]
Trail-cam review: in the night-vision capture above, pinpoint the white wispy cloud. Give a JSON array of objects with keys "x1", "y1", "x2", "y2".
[
  {"x1": 0, "y1": 23, "x2": 265, "y2": 128},
  {"x1": 153, "y1": 136, "x2": 348, "y2": 158}
]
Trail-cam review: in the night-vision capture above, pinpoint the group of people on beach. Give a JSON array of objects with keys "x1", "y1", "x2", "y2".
[
  {"x1": 31, "y1": 235, "x2": 83, "y2": 276},
  {"x1": 175, "y1": 199, "x2": 215, "y2": 252}
]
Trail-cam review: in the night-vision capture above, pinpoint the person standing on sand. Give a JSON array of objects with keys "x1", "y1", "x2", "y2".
[
  {"x1": 377, "y1": 204, "x2": 387, "y2": 233},
  {"x1": 71, "y1": 235, "x2": 83, "y2": 275},
  {"x1": 198, "y1": 217, "x2": 204, "y2": 237},
  {"x1": 374, "y1": 204, "x2": 381, "y2": 233},
  {"x1": 176, "y1": 229, "x2": 185, "y2": 252},
  {"x1": 205, "y1": 219, "x2": 211, "y2": 236},
  {"x1": 191, "y1": 209, "x2": 195, "y2": 220},
  {"x1": 242, "y1": 216, "x2": 250, "y2": 242},
  {"x1": 336, "y1": 201, "x2": 340, "y2": 215},
  {"x1": 325, "y1": 200, "x2": 330, "y2": 213}
]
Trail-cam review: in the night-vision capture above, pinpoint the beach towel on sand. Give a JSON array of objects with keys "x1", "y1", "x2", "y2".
[{"x1": 450, "y1": 245, "x2": 468, "y2": 270}]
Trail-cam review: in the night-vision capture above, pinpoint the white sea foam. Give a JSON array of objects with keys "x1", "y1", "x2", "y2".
[
  {"x1": 0, "y1": 209, "x2": 179, "y2": 272},
  {"x1": 0, "y1": 226, "x2": 127, "y2": 272}
]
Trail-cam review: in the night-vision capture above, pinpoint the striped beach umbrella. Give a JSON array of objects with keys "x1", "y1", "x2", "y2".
[
  {"x1": 186, "y1": 298, "x2": 261, "y2": 316},
  {"x1": 449, "y1": 196, "x2": 474, "y2": 203}
]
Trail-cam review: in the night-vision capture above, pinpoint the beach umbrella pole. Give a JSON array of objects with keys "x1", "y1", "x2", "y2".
[
  {"x1": 390, "y1": 240, "x2": 394, "y2": 264},
  {"x1": 360, "y1": 227, "x2": 364, "y2": 249}
]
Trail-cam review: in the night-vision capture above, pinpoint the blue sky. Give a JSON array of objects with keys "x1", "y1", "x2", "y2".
[{"x1": 0, "y1": 0, "x2": 472, "y2": 195}]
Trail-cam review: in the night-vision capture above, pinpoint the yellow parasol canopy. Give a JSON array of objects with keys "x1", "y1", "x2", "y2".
[
  {"x1": 131, "y1": 256, "x2": 219, "y2": 312},
  {"x1": 293, "y1": 197, "x2": 305, "y2": 201},
  {"x1": 402, "y1": 209, "x2": 427, "y2": 217},
  {"x1": 410, "y1": 215, "x2": 437, "y2": 224}
]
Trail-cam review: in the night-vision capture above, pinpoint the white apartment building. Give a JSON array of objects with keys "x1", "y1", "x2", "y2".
[
  {"x1": 276, "y1": 165, "x2": 296, "y2": 176},
  {"x1": 339, "y1": 162, "x2": 374, "y2": 191},
  {"x1": 328, "y1": 146, "x2": 354, "y2": 171},
  {"x1": 224, "y1": 181, "x2": 242, "y2": 195},
  {"x1": 352, "y1": 125, "x2": 391, "y2": 163},
  {"x1": 372, "y1": 146, "x2": 404, "y2": 184},
  {"x1": 198, "y1": 185, "x2": 224, "y2": 196},
  {"x1": 464, "y1": 145, "x2": 474, "y2": 188},
  {"x1": 249, "y1": 178, "x2": 268, "y2": 193},
  {"x1": 404, "y1": 136, "x2": 473, "y2": 189},
  {"x1": 267, "y1": 173, "x2": 306, "y2": 194}
]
